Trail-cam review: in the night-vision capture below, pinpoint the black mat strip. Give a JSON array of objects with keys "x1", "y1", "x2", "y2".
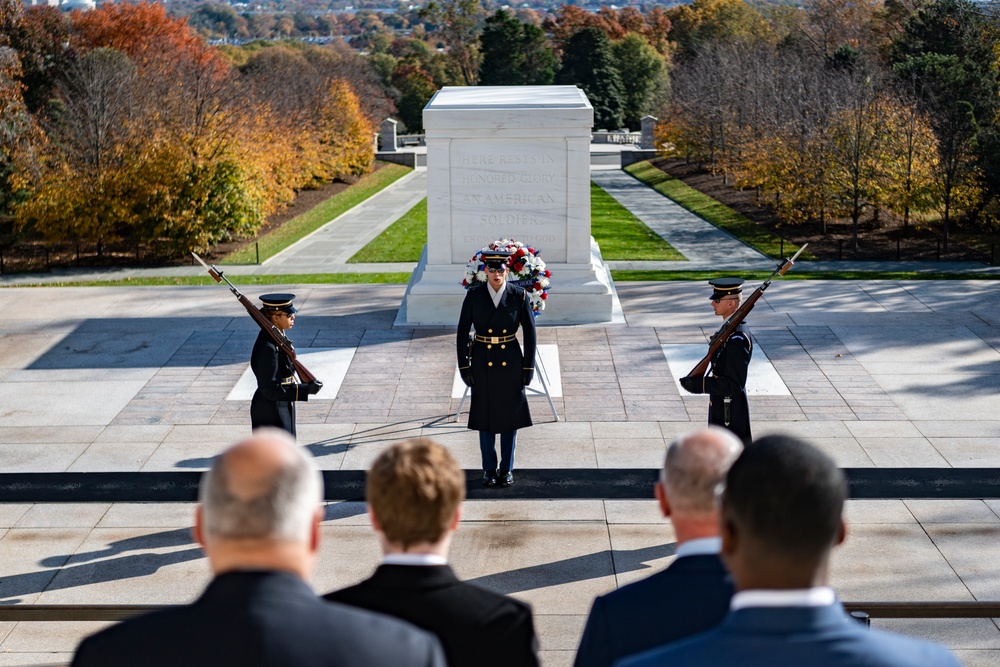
[{"x1": 1, "y1": 468, "x2": 999, "y2": 502}]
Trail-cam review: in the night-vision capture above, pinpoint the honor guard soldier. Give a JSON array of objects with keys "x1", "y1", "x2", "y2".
[
  {"x1": 250, "y1": 294, "x2": 322, "y2": 437},
  {"x1": 680, "y1": 278, "x2": 753, "y2": 445},
  {"x1": 456, "y1": 250, "x2": 537, "y2": 488}
]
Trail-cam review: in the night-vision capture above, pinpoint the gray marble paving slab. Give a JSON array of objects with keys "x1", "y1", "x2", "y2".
[
  {"x1": 449, "y1": 522, "x2": 615, "y2": 615},
  {"x1": 857, "y1": 437, "x2": 950, "y2": 467},
  {"x1": 0, "y1": 443, "x2": 90, "y2": 472},
  {"x1": 594, "y1": 438, "x2": 665, "y2": 468},
  {"x1": 35, "y1": 527, "x2": 207, "y2": 605},
  {"x1": 0, "y1": 529, "x2": 93, "y2": 604},
  {"x1": 844, "y1": 500, "x2": 917, "y2": 524},
  {"x1": 905, "y1": 501, "x2": 1000, "y2": 524},
  {"x1": 923, "y1": 523, "x2": 1000, "y2": 600},
  {"x1": 0, "y1": 505, "x2": 31, "y2": 528},
  {"x1": 535, "y1": 614, "x2": 587, "y2": 651},
  {"x1": 874, "y1": 374, "x2": 1000, "y2": 422},
  {"x1": 0, "y1": 381, "x2": 147, "y2": 428},
  {"x1": 929, "y1": 438, "x2": 1000, "y2": 467},
  {"x1": 461, "y1": 500, "x2": 606, "y2": 522},
  {"x1": 66, "y1": 441, "x2": 159, "y2": 472},
  {"x1": 97, "y1": 504, "x2": 195, "y2": 529},
  {"x1": 15, "y1": 506, "x2": 110, "y2": 529},
  {"x1": 606, "y1": 524, "x2": 677, "y2": 588},
  {"x1": 917, "y1": 421, "x2": 1000, "y2": 437},
  {"x1": 832, "y1": 523, "x2": 973, "y2": 600},
  {"x1": 139, "y1": 439, "x2": 233, "y2": 471},
  {"x1": 0, "y1": 621, "x2": 110, "y2": 653},
  {"x1": 604, "y1": 500, "x2": 664, "y2": 525}
]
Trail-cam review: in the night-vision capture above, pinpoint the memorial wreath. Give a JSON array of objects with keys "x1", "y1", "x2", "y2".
[{"x1": 462, "y1": 239, "x2": 551, "y2": 314}]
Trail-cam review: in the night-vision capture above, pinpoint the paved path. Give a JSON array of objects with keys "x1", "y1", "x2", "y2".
[
  {"x1": 264, "y1": 169, "x2": 427, "y2": 272},
  {"x1": 1, "y1": 165, "x2": 999, "y2": 666},
  {"x1": 2, "y1": 282, "x2": 1000, "y2": 666}
]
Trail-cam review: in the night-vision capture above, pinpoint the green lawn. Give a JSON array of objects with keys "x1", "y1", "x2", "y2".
[
  {"x1": 347, "y1": 183, "x2": 682, "y2": 262},
  {"x1": 590, "y1": 182, "x2": 683, "y2": 260},
  {"x1": 624, "y1": 160, "x2": 811, "y2": 260},
  {"x1": 5, "y1": 273, "x2": 413, "y2": 288},
  {"x1": 348, "y1": 198, "x2": 426, "y2": 263},
  {"x1": 222, "y1": 162, "x2": 412, "y2": 264},
  {"x1": 610, "y1": 269, "x2": 1000, "y2": 281}
]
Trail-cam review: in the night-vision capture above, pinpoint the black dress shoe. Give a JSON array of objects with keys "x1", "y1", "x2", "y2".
[
  {"x1": 498, "y1": 471, "x2": 513, "y2": 487},
  {"x1": 482, "y1": 470, "x2": 498, "y2": 487}
]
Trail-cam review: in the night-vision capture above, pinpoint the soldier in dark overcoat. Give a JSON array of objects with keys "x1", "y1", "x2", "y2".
[
  {"x1": 456, "y1": 251, "x2": 537, "y2": 488},
  {"x1": 680, "y1": 279, "x2": 753, "y2": 445},
  {"x1": 250, "y1": 294, "x2": 322, "y2": 437}
]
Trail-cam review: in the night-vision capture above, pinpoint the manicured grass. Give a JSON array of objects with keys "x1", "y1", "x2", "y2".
[
  {"x1": 222, "y1": 162, "x2": 412, "y2": 264},
  {"x1": 6, "y1": 273, "x2": 413, "y2": 288},
  {"x1": 624, "y1": 161, "x2": 813, "y2": 260},
  {"x1": 611, "y1": 270, "x2": 1000, "y2": 281},
  {"x1": 347, "y1": 183, "x2": 683, "y2": 263},
  {"x1": 590, "y1": 182, "x2": 683, "y2": 260},
  {"x1": 348, "y1": 198, "x2": 426, "y2": 263}
]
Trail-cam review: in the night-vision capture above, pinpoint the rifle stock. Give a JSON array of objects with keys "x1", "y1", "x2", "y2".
[
  {"x1": 193, "y1": 253, "x2": 318, "y2": 384},
  {"x1": 684, "y1": 245, "x2": 807, "y2": 379}
]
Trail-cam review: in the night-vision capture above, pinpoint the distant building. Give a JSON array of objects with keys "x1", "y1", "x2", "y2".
[{"x1": 20, "y1": 0, "x2": 96, "y2": 9}]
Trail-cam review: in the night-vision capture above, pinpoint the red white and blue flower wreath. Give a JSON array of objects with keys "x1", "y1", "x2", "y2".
[{"x1": 462, "y1": 238, "x2": 552, "y2": 314}]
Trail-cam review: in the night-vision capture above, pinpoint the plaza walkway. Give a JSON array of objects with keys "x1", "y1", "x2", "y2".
[{"x1": 0, "y1": 164, "x2": 999, "y2": 666}]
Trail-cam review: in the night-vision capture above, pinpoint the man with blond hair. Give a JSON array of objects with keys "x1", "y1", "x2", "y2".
[
  {"x1": 575, "y1": 427, "x2": 743, "y2": 667},
  {"x1": 72, "y1": 429, "x2": 445, "y2": 667},
  {"x1": 325, "y1": 438, "x2": 539, "y2": 667}
]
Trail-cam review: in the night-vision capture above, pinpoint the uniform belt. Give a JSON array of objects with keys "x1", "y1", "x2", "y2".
[
  {"x1": 280, "y1": 376, "x2": 295, "y2": 384},
  {"x1": 474, "y1": 333, "x2": 517, "y2": 344}
]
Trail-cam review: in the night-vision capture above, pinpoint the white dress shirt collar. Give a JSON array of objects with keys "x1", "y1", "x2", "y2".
[
  {"x1": 382, "y1": 553, "x2": 448, "y2": 566},
  {"x1": 730, "y1": 586, "x2": 837, "y2": 611},
  {"x1": 675, "y1": 537, "x2": 722, "y2": 558},
  {"x1": 488, "y1": 281, "x2": 505, "y2": 307}
]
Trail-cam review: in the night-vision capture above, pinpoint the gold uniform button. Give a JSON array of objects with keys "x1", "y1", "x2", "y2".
[
  {"x1": 488, "y1": 329, "x2": 493, "y2": 333},
  {"x1": 487, "y1": 344, "x2": 492, "y2": 349},
  {"x1": 502, "y1": 329, "x2": 507, "y2": 333},
  {"x1": 500, "y1": 344, "x2": 506, "y2": 350},
  {"x1": 488, "y1": 362, "x2": 493, "y2": 367},
  {"x1": 502, "y1": 362, "x2": 507, "y2": 367}
]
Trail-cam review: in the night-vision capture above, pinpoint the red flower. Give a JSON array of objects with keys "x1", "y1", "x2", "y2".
[
  {"x1": 528, "y1": 247, "x2": 535, "y2": 254},
  {"x1": 544, "y1": 270, "x2": 551, "y2": 277},
  {"x1": 534, "y1": 282, "x2": 542, "y2": 290},
  {"x1": 462, "y1": 279, "x2": 468, "y2": 286},
  {"x1": 540, "y1": 292, "x2": 547, "y2": 300}
]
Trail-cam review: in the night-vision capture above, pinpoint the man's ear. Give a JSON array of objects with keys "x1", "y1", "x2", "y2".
[
  {"x1": 310, "y1": 506, "x2": 322, "y2": 553},
  {"x1": 720, "y1": 513, "x2": 738, "y2": 558},
  {"x1": 835, "y1": 517, "x2": 847, "y2": 547},
  {"x1": 193, "y1": 506, "x2": 206, "y2": 549},
  {"x1": 368, "y1": 505, "x2": 382, "y2": 532},
  {"x1": 449, "y1": 505, "x2": 461, "y2": 531},
  {"x1": 655, "y1": 481, "x2": 672, "y2": 518}
]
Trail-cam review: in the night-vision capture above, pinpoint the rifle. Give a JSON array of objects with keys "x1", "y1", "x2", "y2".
[
  {"x1": 684, "y1": 244, "x2": 808, "y2": 379},
  {"x1": 192, "y1": 252, "x2": 319, "y2": 384}
]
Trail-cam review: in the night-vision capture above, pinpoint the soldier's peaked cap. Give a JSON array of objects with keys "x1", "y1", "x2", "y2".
[
  {"x1": 259, "y1": 293, "x2": 297, "y2": 314},
  {"x1": 709, "y1": 278, "x2": 744, "y2": 301},
  {"x1": 481, "y1": 249, "x2": 512, "y2": 268}
]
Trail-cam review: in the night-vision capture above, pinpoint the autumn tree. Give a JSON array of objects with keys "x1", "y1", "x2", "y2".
[
  {"x1": 612, "y1": 33, "x2": 665, "y2": 130},
  {"x1": 421, "y1": 0, "x2": 482, "y2": 85},
  {"x1": 478, "y1": 9, "x2": 555, "y2": 86},
  {"x1": 0, "y1": 46, "x2": 39, "y2": 244},
  {"x1": 556, "y1": 27, "x2": 625, "y2": 130}
]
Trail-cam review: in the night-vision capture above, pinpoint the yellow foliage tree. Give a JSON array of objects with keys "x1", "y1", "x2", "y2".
[{"x1": 313, "y1": 78, "x2": 374, "y2": 182}]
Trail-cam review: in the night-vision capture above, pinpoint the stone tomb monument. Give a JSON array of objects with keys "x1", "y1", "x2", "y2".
[{"x1": 399, "y1": 85, "x2": 617, "y2": 325}]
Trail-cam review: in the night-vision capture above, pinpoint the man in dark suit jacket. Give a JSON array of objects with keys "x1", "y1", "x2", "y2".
[
  {"x1": 618, "y1": 435, "x2": 960, "y2": 667},
  {"x1": 325, "y1": 438, "x2": 540, "y2": 667},
  {"x1": 574, "y1": 427, "x2": 743, "y2": 667},
  {"x1": 72, "y1": 429, "x2": 445, "y2": 667}
]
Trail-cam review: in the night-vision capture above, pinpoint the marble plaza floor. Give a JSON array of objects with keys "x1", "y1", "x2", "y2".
[{"x1": 1, "y1": 281, "x2": 1000, "y2": 666}]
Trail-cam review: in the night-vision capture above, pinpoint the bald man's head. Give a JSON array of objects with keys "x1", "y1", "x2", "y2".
[
  {"x1": 199, "y1": 428, "x2": 322, "y2": 543},
  {"x1": 661, "y1": 427, "x2": 743, "y2": 516}
]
